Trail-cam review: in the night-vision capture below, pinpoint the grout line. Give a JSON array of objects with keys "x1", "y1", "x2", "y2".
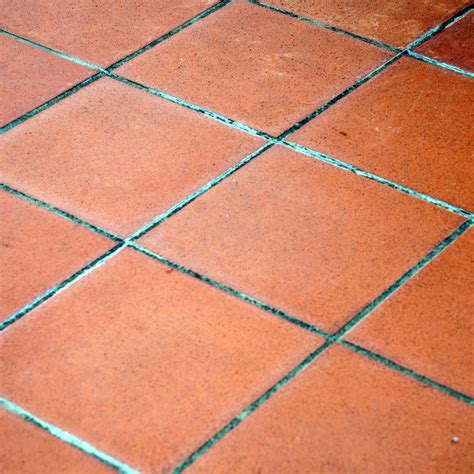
[
  {"x1": 333, "y1": 220, "x2": 473, "y2": 338},
  {"x1": 0, "y1": 184, "x2": 122, "y2": 242},
  {"x1": 107, "y1": 0, "x2": 232, "y2": 71},
  {"x1": 279, "y1": 142, "x2": 473, "y2": 219},
  {"x1": 172, "y1": 219, "x2": 471, "y2": 472},
  {"x1": 248, "y1": 0, "x2": 401, "y2": 53},
  {"x1": 339, "y1": 341, "x2": 474, "y2": 405},
  {"x1": 407, "y1": 4, "x2": 473, "y2": 50},
  {"x1": 0, "y1": 244, "x2": 125, "y2": 332},
  {"x1": 0, "y1": 398, "x2": 138, "y2": 473},
  {"x1": 407, "y1": 50, "x2": 474, "y2": 79},
  {"x1": 0, "y1": 74, "x2": 103, "y2": 134}
]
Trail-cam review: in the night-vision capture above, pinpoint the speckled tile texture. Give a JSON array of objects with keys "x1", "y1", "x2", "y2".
[{"x1": 1, "y1": 1, "x2": 473, "y2": 472}]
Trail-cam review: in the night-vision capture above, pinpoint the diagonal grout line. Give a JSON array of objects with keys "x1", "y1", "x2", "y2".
[
  {"x1": 339, "y1": 341, "x2": 473, "y2": 404},
  {"x1": 0, "y1": 244, "x2": 125, "y2": 332},
  {"x1": 407, "y1": 50, "x2": 474, "y2": 79},
  {"x1": 279, "y1": 142, "x2": 473, "y2": 219},
  {"x1": 248, "y1": 0, "x2": 402, "y2": 53},
  {"x1": 172, "y1": 219, "x2": 472, "y2": 472},
  {"x1": 0, "y1": 74, "x2": 103, "y2": 134},
  {"x1": 0, "y1": 184, "x2": 122, "y2": 242},
  {"x1": 0, "y1": 398, "x2": 138, "y2": 473}
]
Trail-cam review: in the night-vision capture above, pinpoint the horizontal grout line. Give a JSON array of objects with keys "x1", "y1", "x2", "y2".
[
  {"x1": 0, "y1": 244, "x2": 125, "y2": 331},
  {"x1": 333, "y1": 220, "x2": 472, "y2": 339},
  {"x1": 280, "y1": 142, "x2": 473, "y2": 219},
  {"x1": 0, "y1": 74, "x2": 103, "y2": 133},
  {"x1": 407, "y1": 50, "x2": 474, "y2": 79},
  {"x1": 0, "y1": 398, "x2": 138, "y2": 473},
  {"x1": 249, "y1": 0, "x2": 401, "y2": 53},
  {"x1": 0, "y1": 184, "x2": 122, "y2": 241},
  {"x1": 339, "y1": 341, "x2": 474, "y2": 404}
]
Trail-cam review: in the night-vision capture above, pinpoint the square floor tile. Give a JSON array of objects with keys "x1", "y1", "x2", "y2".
[
  {"x1": 0, "y1": 34, "x2": 93, "y2": 128},
  {"x1": 347, "y1": 228, "x2": 474, "y2": 396},
  {"x1": 139, "y1": 146, "x2": 463, "y2": 333},
  {"x1": 0, "y1": 78, "x2": 263, "y2": 236},
  {"x1": 417, "y1": 12, "x2": 474, "y2": 72},
  {"x1": 290, "y1": 58, "x2": 474, "y2": 212},
  {"x1": 0, "y1": 409, "x2": 111, "y2": 473},
  {"x1": 1, "y1": 0, "x2": 220, "y2": 67},
  {"x1": 118, "y1": 0, "x2": 391, "y2": 136},
  {"x1": 0, "y1": 249, "x2": 320, "y2": 472},
  {"x1": 189, "y1": 345, "x2": 474, "y2": 473},
  {"x1": 0, "y1": 190, "x2": 112, "y2": 324},
  {"x1": 261, "y1": 0, "x2": 471, "y2": 48}
]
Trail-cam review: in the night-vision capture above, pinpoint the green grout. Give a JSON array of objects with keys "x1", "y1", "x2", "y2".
[
  {"x1": 249, "y1": 0, "x2": 402, "y2": 53},
  {"x1": 339, "y1": 341, "x2": 474, "y2": 405},
  {"x1": 407, "y1": 50, "x2": 474, "y2": 79},
  {"x1": 0, "y1": 398, "x2": 138, "y2": 473},
  {"x1": 280, "y1": 142, "x2": 473, "y2": 219},
  {"x1": 0, "y1": 244, "x2": 125, "y2": 331}
]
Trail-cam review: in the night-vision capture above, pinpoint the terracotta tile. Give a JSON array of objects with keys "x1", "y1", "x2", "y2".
[
  {"x1": 348, "y1": 229, "x2": 474, "y2": 396},
  {"x1": 291, "y1": 58, "x2": 474, "y2": 211},
  {"x1": 0, "y1": 78, "x2": 263, "y2": 236},
  {"x1": 417, "y1": 13, "x2": 474, "y2": 72},
  {"x1": 190, "y1": 345, "x2": 474, "y2": 473},
  {"x1": 118, "y1": 0, "x2": 391, "y2": 136},
  {"x1": 139, "y1": 146, "x2": 463, "y2": 333},
  {"x1": 0, "y1": 34, "x2": 92, "y2": 127},
  {"x1": 0, "y1": 249, "x2": 320, "y2": 472},
  {"x1": 0, "y1": 191, "x2": 112, "y2": 323},
  {"x1": 262, "y1": 0, "x2": 471, "y2": 48},
  {"x1": 0, "y1": 409, "x2": 111, "y2": 473},
  {"x1": 1, "y1": 0, "x2": 219, "y2": 67}
]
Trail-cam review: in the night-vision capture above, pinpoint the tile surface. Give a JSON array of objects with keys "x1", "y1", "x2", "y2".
[
  {"x1": 348, "y1": 229, "x2": 474, "y2": 396},
  {"x1": 262, "y1": 0, "x2": 471, "y2": 47},
  {"x1": 0, "y1": 0, "x2": 220, "y2": 66},
  {"x1": 291, "y1": 58, "x2": 474, "y2": 211},
  {"x1": 140, "y1": 146, "x2": 463, "y2": 333},
  {"x1": 118, "y1": 0, "x2": 391, "y2": 135},
  {"x1": 0, "y1": 34, "x2": 92, "y2": 127},
  {"x1": 0, "y1": 249, "x2": 320, "y2": 472},
  {"x1": 0, "y1": 191, "x2": 112, "y2": 323},
  {"x1": 190, "y1": 345, "x2": 474, "y2": 473},
  {"x1": 417, "y1": 13, "x2": 474, "y2": 72},
  {"x1": 0, "y1": 409, "x2": 111, "y2": 473},
  {"x1": 0, "y1": 78, "x2": 263, "y2": 236}
]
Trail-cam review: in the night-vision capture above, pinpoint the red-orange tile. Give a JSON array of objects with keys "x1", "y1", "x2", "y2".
[
  {"x1": 0, "y1": 191, "x2": 112, "y2": 323},
  {"x1": 417, "y1": 13, "x2": 474, "y2": 72},
  {"x1": 291, "y1": 58, "x2": 474, "y2": 211},
  {"x1": 348, "y1": 229, "x2": 474, "y2": 396},
  {"x1": 0, "y1": 249, "x2": 320, "y2": 472},
  {"x1": 0, "y1": 34, "x2": 92, "y2": 128},
  {"x1": 118, "y1": 0, "x2": 391, "y2": 136},
  {"x1": 1, "y1": 0, "x2": 219, "y2": 67},
  {"x1": 139, "y1": 146, "x2": 463, "y2": 333},
  {"x1": 190, "y1": 345, "x2": 474, "y2": 473},
  {"x1": 262, "y1": 0, "x2": 471, "y2": 48},
  {"x1": 0, "y1": 78, "x2": 263, "y2": 236},
  {"x1": 0, "y1": 409, "x2": 112, "y2": 473}
]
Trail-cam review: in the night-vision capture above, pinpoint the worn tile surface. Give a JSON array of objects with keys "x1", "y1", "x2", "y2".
[
  {"x1": 0, "y1": 191, "x2": 112, "y2": 323},
  {"x1": 1, "y1": 0, "x2": 473, "y2": 472},
  {"x1": 140, "y1": 147, "x2": 462, "y2": 333},
  {"x1": 0, "y1": 34, "x2": 92, "y2": 127},
  {"x1": 118, "y1": 0, "x2": 391, "y2": 135},
  {"x1": 190, "y1": 345, "x2": 474, "y2": 473},
  {"x1": 291, "y1": 58, "x2": 474, "y2": 211},
  {"x1": 348, "y1": 229, "x2": 474, "y2": 396},
  {"x1": 0, "y1": 0, "x2": 220, "y2": 66},
  {"x1": 262, "y1": 0, "x2": 471, "y2": 47},
  {"x1": 417, "y1": 12, "x2": 474, "y2": 72}
]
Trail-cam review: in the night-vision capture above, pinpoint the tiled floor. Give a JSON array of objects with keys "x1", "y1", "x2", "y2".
[{"x1": 0, "y1": 1, "x2": 473, "y2": 472}]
